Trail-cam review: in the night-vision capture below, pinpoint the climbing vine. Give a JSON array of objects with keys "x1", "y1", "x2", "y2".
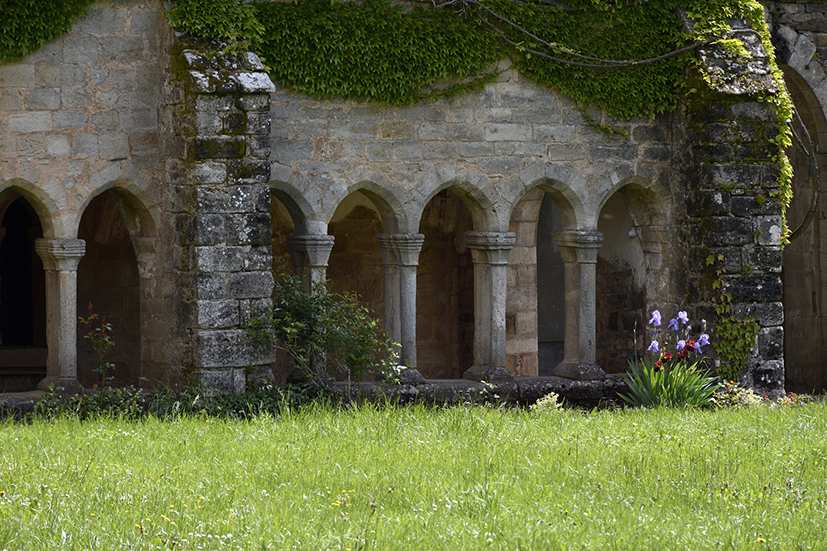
[
  {"x1": 165, "y1": 0, "x2": 794, "y2": 235},
  {"x1": 0, "y1": 0, "x2": 794, "y2": 236},
  {"x1": 0, "y1": 0, "x2": 96, "y2": 63}
]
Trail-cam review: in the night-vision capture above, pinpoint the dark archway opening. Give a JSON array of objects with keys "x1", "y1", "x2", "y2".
[
  {"x1": 77, "y1": 191, "x2": 141, "y2": 385},
  {"x1": 0, "y1": 197, "x2": 46, "y2": 390},
  {"x1": 780, "y1": 65, "x2": 827, "y2": 393},
  {"x1": 417, "y1": 189, "x2": 474, "y2": 379},
  {"x1": 536, "y1": 193, "x2": 565, "y2": 376}
]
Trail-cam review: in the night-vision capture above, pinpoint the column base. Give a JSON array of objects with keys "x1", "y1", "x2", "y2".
[
  {"x1": 552, "y1": 362, "x2": 606, "y2": 380},
  {"x1": 37, "y1": 376, "x2": 80, "y2": 392},
  {"x1": 463, "y1": 365, "x2": 515, "y2": 383},
  {"x1": 398, "y1": 367, "x2": 426, "y2": 385}
]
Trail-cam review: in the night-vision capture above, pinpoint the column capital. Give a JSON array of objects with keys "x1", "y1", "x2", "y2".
[
  {"x1": 376, "y1": 233, "x2": 424, "y2": 266},
  {"x1": 35, "y1": 238, "x2": 86, "y2": 271},
  {"x1": 554, "y1": 230, "x2": 603, "y2": 264},
  {"x1": 286, "y1": 234, "x2": 335, "y2": 267},
  {"x1": 465, "y1": 231, "x2": 516, "y2": 265}
]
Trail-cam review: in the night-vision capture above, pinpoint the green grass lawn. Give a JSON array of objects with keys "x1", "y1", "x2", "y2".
[{"x1": 1, "y1": 402, "x2": 826, "y2": 550}]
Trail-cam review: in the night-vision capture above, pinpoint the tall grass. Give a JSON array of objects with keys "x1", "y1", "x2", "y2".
[{"x1": 1, "y1": 403, "x2": 826, "y2": 550}]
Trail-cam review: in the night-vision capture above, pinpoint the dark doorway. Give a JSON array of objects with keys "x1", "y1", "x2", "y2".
[{"x1": 0, "y1": 197, "x2": 47, "y2": 390}]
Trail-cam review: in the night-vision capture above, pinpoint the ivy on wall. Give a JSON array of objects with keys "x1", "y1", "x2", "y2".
[
  {"x1": 166, "y1": 0, "x2": 793, "y2": 234},
  {"x1": 0, "y1": 0, "x2": 794, "y2": 237},
  {"x1": 0, "y1": 0, "x2": 96, "y2": 63},
  {"x1": 254, "y1": 0, "x2": 504, "y2": 105}
]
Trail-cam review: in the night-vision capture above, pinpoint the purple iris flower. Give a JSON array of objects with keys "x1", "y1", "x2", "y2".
[
  {"x1": 698, "y1": 333, "x2": 710, "y2": 346},
  {"x1": 648, "y1": 310, "x2": 662, "y2": 327},
  {"x1": 701, "y1": 319, "x2": 706, "y2": 324},
  {"x1": 647, "y1": 340, "x2": 660, "y2": 353},
  {"x1": 667, "y1": 318, "x2": 679, "y2": 331},
  {"x1": 676, "y1": 340, "x2": 686, "y2": 351},
  {"x1": 694, "y1": 341, "x2": 702, "y2": 353},
  {"x1": 678, "y1": 311, "x2": 689, "y2": 324}
]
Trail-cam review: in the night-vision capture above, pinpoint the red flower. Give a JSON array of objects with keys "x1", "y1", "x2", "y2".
[
  {"x1": 654, "y1": 361, "x2": 663, "y2": 371},
  {"x1": 661, "y1": 352, "x2": 673, "y2": 362},
  {"x1": 677, "y1": 348, "x2": 688, "y2": 360}
]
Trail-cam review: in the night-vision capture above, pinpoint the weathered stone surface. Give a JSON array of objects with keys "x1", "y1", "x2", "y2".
[
  {"x1": 724, "y1": 274, "x2": 783, "y2": 303},
  {"x1": 226, "y1": 271, "x2": 274, "y2": 299},
  {"x1": 193, "y1": 330, "x2": 275, "y2": 369},
  {"x1": 194, "y1": 246, "x2": 245, "y2": 272},
  {"x1": 195, "y1": 136, "x2": 246, "y2": 159}
]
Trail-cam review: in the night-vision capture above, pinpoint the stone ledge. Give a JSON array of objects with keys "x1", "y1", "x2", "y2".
[{"x1": 331, "y1": 375, "x2": 629, "y2": 409}]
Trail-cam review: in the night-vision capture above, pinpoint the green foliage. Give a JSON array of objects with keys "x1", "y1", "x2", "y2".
[
  {"x1": 165, "y1": 0, "x2": 264, "y2": 54},
  {"x1": 35, "y1": 385, "x2": 143, "y2": 420},
  {"x1": 0, "y1": 0, "x2": 95, "y2": 63},
  {"x1": 705, "y1": 253, "x2": 761, "y2": 380},
  {"x1": 148, "y1": 383, "x2": 336, "y2": 419},
  {"x1": 622, "y1": 357, "x2": 719, "y2": 409},
  {"x1": 488, "y1": 0, "x2": 686, "y2": 120},
  {"x1": 715, "y1": 315, "x2": 760, "y2": 380},
  {"x1": 248, "y1": 274, "x2": 394, "y2": 384},
  {"x1": 378, "y1": 361, "x2": 407, "y2": 385},
  {"x1": 254, "y1": 0, "x2": 503, "y2": 105},
  {"x1": 78, "y1": 303, "x2": 116, "y2": 383}
]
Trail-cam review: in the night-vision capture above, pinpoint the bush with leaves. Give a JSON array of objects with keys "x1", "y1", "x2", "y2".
[
  {"x1": 35, "y1": 386, "x2": 143, "y2": 420},
  {"x1": 148, "y1": 383, "x2": 336, "y2": 420},
  {"x1": 248, "y1": 275, "x2": 395, "y2": 385}
]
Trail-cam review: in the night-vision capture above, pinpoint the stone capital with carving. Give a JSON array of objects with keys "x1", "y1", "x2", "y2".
[
  {"x1": 465, "y1": 231, "x2": 516, "y2": 265},
  {"x1": 553, "y1": 230, "x2": 603, "y2": 264},
  {"x1": 35, "y1": 239, "x2": 86, "y2": 271},
  {"x1": 376, "y1": 233, "x2": 425, "y2": 266},
  {"x1": 286, "y1": 234, "x2": 335, "y2": 267}
]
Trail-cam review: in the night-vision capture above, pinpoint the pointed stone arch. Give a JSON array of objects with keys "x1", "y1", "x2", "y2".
[
  {"x1": 75, "y1": 184, "x2": 158, "y2": 386},
  {"x1": 0, "y1": 179, "x2": 61, "y2": 239},
  {"x1": 769, "y1": 29, "x2": 827, "y2": 391}
]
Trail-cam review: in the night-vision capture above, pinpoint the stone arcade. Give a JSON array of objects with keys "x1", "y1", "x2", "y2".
[{"x1": 0, "y1": 0, "x2": 823, "y2": 396}]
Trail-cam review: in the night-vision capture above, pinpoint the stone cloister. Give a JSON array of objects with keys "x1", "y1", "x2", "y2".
[{"x1": 0, "y1": 0, "x2": 823, "y2": 395}]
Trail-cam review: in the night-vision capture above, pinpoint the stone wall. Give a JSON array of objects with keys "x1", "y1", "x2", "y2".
[
  {"x1": 164, "y1": 43, "x2": 277, "y2": 392},
  {"x1": 267, "y1": 59, "x2": 679, "y2": 379},
  {"x1": 0, "y1": 1, "x2": 795, "y2": 391},
  {"x1": 681, "y1": 101, "x2": 785, "y2": 394},
  {"x1": 0, "y1": 0, "x2": 171, "y2": 388}
]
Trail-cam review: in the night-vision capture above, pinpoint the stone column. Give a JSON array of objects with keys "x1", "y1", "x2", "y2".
[
  {"x1": 552, "y1": 230, "x2": 606, "y2": 380},
  {"x1": 287, "y1": 234, "x2": 335, "y2": 288},
  {"x1": 463, "y1": 231, "x2": 516, "y2": 382},
  {"x1": 376, "y1": 233, "x2": 424, "y2": 369},
  {"x1": 34, "y1": 239, "x2": 86, "y2": 390}
]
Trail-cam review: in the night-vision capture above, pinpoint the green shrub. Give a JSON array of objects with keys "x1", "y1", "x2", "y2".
[
  {"x1": 35, "y1": 386, "x2": 143, "y2": 420},
  {"x1": 248, "y1": 275, "x2": 395, "y2": 385},
  {"x1": 148, "y1": 383, "x2": 336, "y2": 419}
]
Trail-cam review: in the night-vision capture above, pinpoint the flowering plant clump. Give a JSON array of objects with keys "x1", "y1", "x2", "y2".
[
  {"x1": 622, "y1": 309, "x2": 718, "y2": 408},
  {"x1": 645, "y1": 310, "x2": 711, "y2": 370}
]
